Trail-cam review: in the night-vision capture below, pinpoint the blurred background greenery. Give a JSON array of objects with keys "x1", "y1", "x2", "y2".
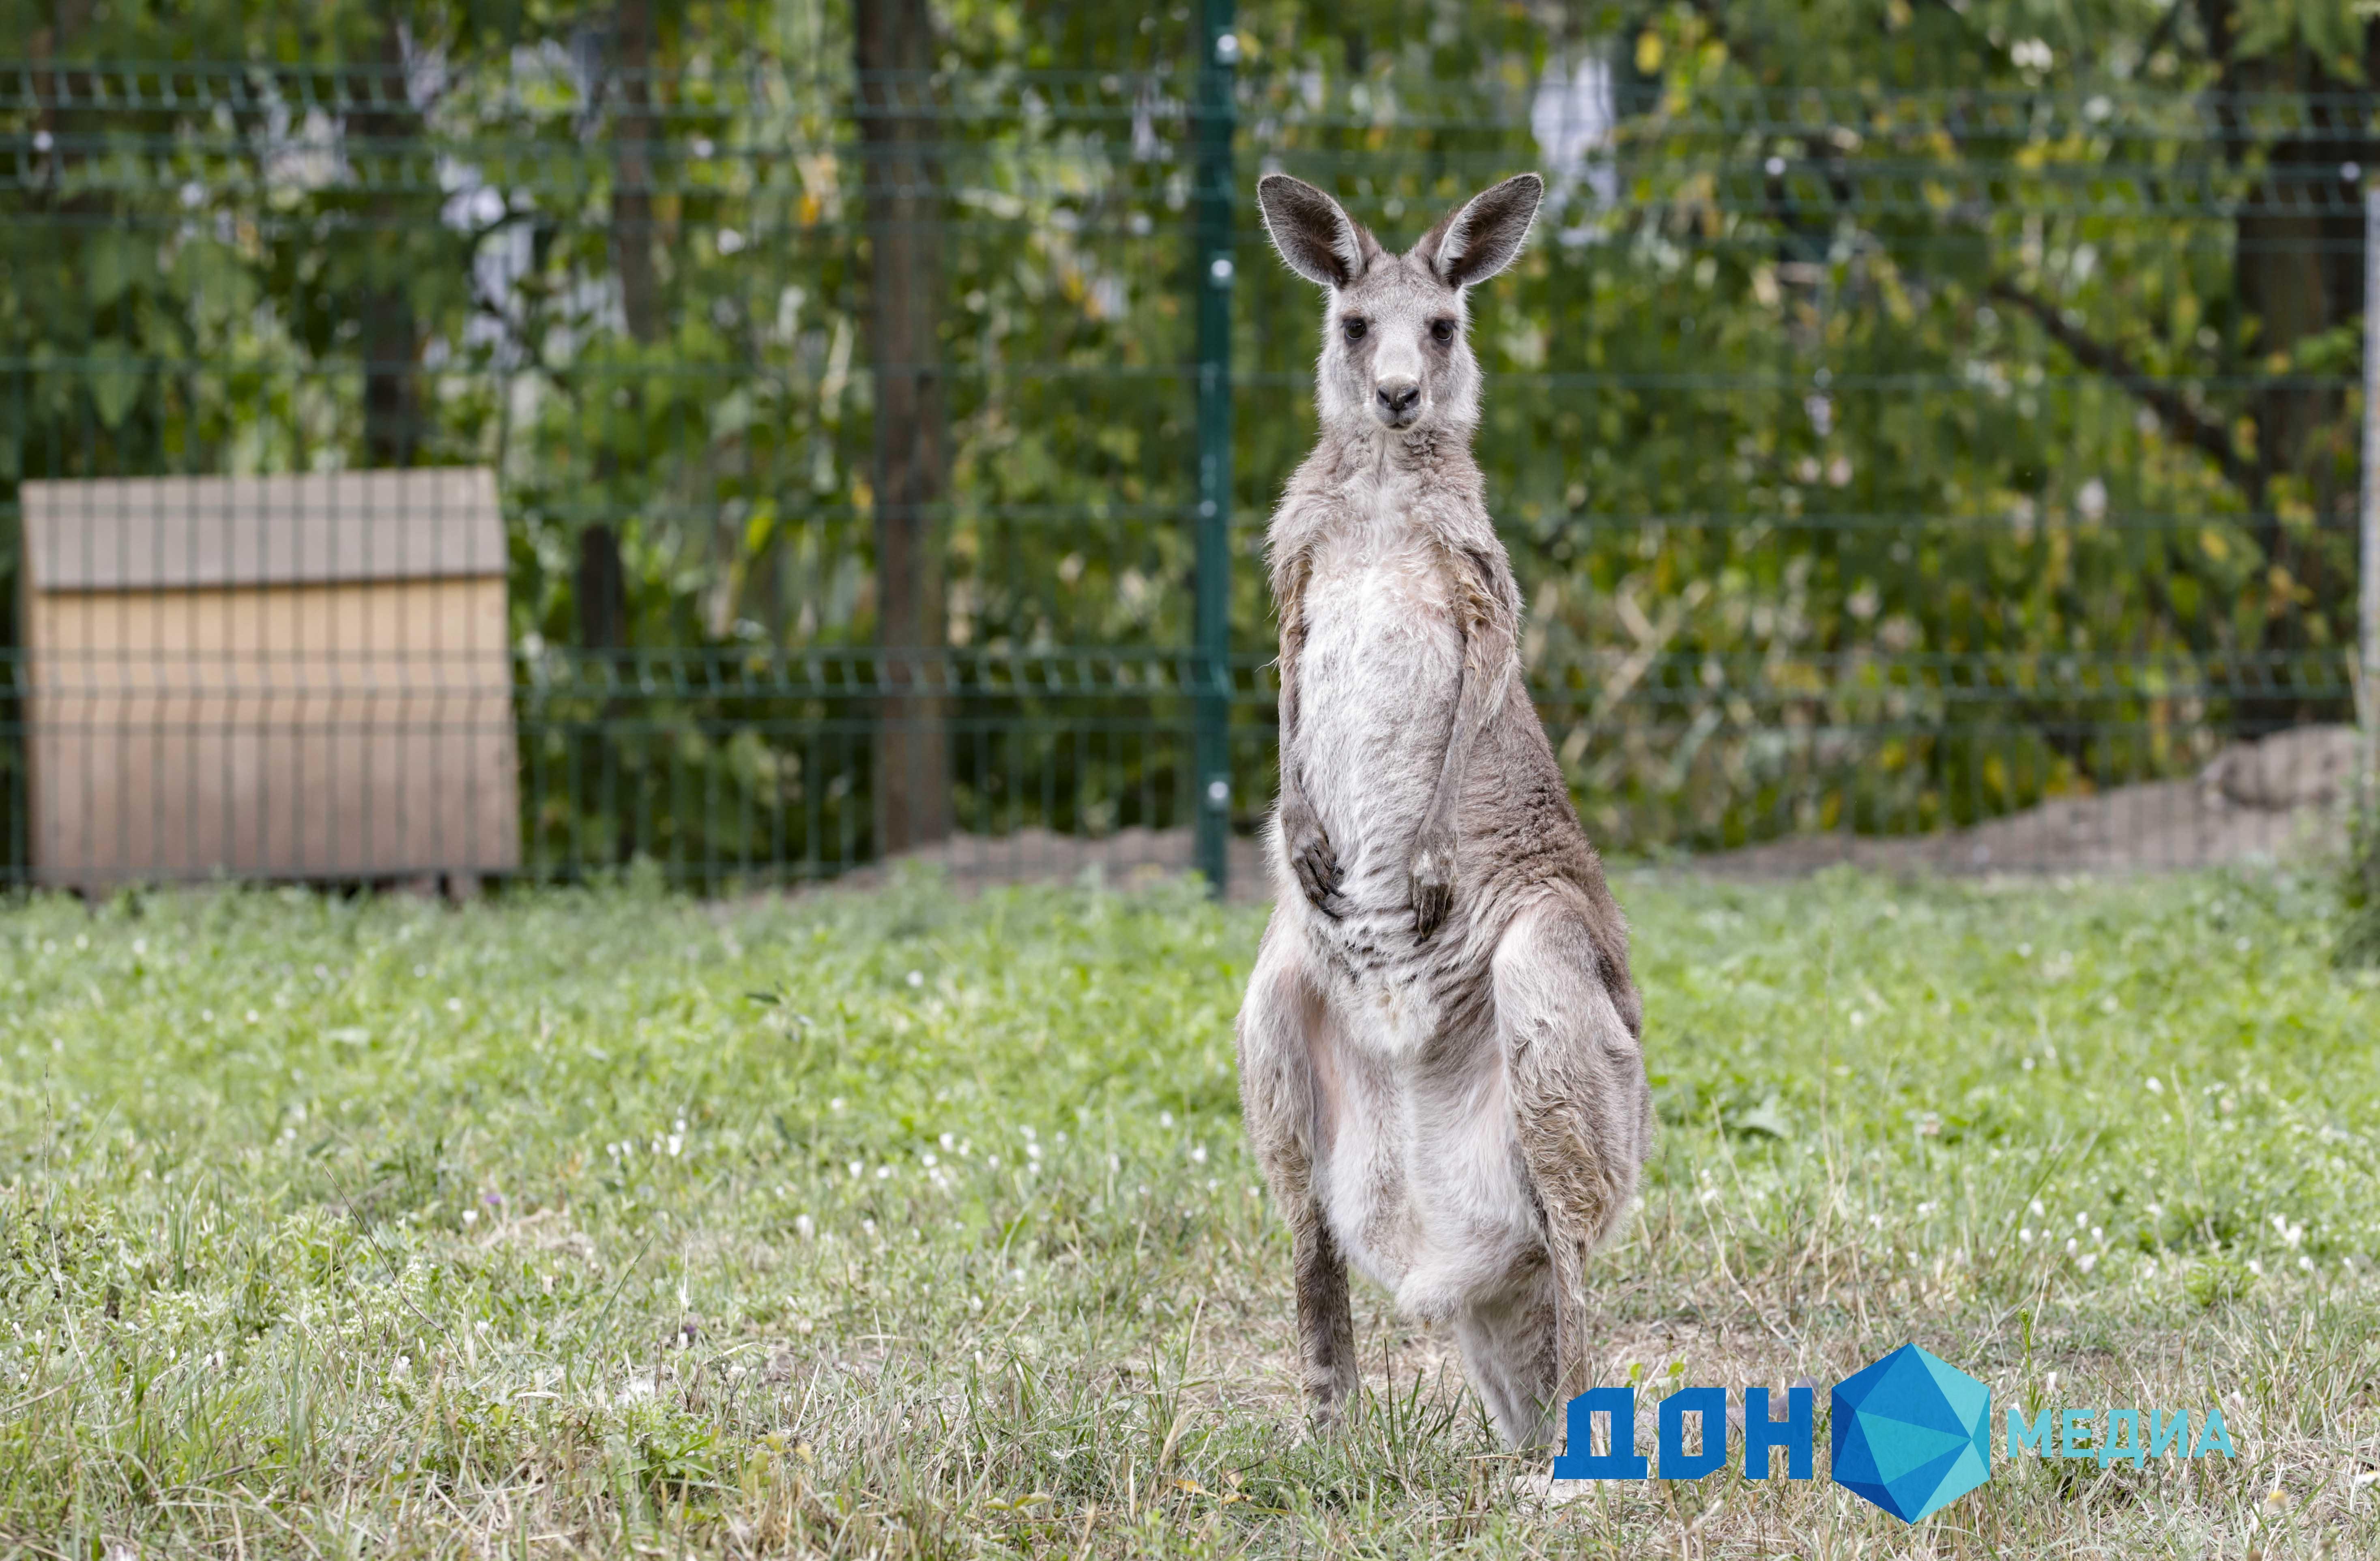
[{"x1": 2, "y1": 0, "x2": 2370, "y2": 885}]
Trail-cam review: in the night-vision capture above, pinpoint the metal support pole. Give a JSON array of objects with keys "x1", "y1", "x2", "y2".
[
  {"x1": 1192, "y1": 0, "x2": 1237, "y2": 897},
  {"x1": 2361, "y1": 187, "x2": 2380, "y2": 812}
]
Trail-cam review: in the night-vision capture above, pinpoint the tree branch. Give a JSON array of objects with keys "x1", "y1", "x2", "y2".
[{"x1": 1985, "y1": 279, "x2": 2258, "y2": 498}]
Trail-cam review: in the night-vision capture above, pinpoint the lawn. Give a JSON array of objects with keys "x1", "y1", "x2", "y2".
[{"x1": 4, "y1": 866, "x2": 2378, "y2": 1558}]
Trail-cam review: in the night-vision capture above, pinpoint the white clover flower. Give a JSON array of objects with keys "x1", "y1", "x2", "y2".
[
  {"x1": 1159, "y1": 1111, "x2": 1175, "y2": 1129},
  {"x1": 906, "y1": 970, "x2": 924, "y2": 988},
  {"x1": 794, "y1": 1214, "x2": 815, "y2": 1240}
]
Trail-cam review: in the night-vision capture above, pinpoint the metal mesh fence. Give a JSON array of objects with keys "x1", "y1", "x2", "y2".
[{"x1": 2, "y1": 9, "x2": 2372, "y2": 893}]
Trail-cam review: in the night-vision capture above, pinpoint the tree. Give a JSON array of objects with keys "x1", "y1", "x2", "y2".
[
  {"x1": 855, "y1": 0, "x2": 954, "y2": 854},
  {"x1": 355, "y1": 3, "x2": 429, "y2": 467}
]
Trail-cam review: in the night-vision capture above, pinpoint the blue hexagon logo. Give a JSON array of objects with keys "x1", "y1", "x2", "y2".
[{"x1": 1830, "y1": 1343, "x2": 1992, "y2": 1524}]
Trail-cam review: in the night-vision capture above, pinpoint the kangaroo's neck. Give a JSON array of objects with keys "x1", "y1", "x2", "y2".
[{"x1": 1321, "y1": 419, "x2": 1478, "y2": 492}]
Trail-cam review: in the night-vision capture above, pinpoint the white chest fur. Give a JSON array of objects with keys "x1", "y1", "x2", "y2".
[{"x1": 1293, "y1": 514, "x2": 1461, "y2": 894}]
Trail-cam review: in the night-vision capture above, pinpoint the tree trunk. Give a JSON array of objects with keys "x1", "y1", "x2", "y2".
[
  {"x1": 357, "y1": 8, "x2": 423, "y2": 467},
  {"x1": 611, "y1": 0, "x2": 664, "y2": 345},
  {"x1": 578, "y1": 525, "x2": 629, "y2": 655},
  {"x1": 583, "y1": 0, "x2": 655, "y2": 660},
  {"x1": 856, "y1": 0, "x2": 953, "y2": 854},
  {"x1": 577, "y1": 521, "x2": 637, "y2": 863},
  {"x1": 2205, "y1": 3, "x2": 2376, "y2": 727}
]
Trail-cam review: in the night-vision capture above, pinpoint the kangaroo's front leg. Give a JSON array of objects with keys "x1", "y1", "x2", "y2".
[
  {"x1": 1409, "y1": 547, "x2": 1519, "y2": 939},
  {"x1": 1278, "y1": 789, "x2": 1349, "y2": 920},
  {"x1": 1273, "y1": 561, "x2": 1351, "y2": 918},
  {"x1": 1235, "y1": 916, "x2": 1358, "y2": 1426}
]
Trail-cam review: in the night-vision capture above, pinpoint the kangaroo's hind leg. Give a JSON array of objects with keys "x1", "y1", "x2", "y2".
[
  {"x1": 1450, "y1": 1267, "x2": 1559, "y2": 1449},
  {"x1": 1235, "y1": 912, "x2": 1358, "y2": 1428},
  {"x1": 1487, "y1": 891, "x2": 1654, "y2": 1444}
]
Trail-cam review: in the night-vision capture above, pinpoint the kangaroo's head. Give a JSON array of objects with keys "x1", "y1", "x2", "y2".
[{"x1": 1256, "y1": 172, "x2": 1542, "y2": 441}]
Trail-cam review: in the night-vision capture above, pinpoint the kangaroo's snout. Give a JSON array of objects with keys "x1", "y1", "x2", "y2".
[{"x1": 1375, "y1": 378, "x2": 1421, "y2": 426}]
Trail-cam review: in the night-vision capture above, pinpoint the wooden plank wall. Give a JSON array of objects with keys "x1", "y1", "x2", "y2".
[{"x1": 21, "y1": 473, "x2": 520, "y2": 888}]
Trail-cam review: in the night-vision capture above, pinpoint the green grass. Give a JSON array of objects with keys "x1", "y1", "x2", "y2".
[{"x1": 5, "y1": 866, "x2": 2380, "y2": 1558}]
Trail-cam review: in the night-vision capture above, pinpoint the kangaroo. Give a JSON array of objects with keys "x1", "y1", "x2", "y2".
[{"x1": 1235, "y1": 171, "x2": 1654, "y2": 1450}]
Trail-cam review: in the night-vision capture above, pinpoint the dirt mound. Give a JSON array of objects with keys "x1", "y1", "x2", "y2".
[
  {"x1": 838, "y1": 824, "x2": 1273, "y2": 902},
  {"x1": 1702, "y1": 725, "x2": 2362, "y2": 878},
  {"x1": 849, "y1": 727, "x2": 2366, "y2": 892}
]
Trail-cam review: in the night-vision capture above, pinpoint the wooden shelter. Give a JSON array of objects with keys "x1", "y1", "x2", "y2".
[{"x1": 19, "y1": 470, "x2": 520, "y2": 888}]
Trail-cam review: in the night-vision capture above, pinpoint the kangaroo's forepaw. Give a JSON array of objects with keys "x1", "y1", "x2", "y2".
[
  {"x1": 1283, "y1": 806, "x2": 1350, "y2": 918},
  {"x1": 1408, "y1": 830, "x2": 1456, "y2": 939}
]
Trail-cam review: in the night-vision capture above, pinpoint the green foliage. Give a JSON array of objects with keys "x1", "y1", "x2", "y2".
[
  {"x1": 0, "y1": 0, "x2": 2369, "y2": 864},
  {"x1": 2339, "y1": 803, "x2": 2380, "y2": 968}
]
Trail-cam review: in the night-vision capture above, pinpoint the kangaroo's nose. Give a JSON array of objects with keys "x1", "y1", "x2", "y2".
[{"x1": 1376, "y1": 380, "x2": 1420, "y2": 418}]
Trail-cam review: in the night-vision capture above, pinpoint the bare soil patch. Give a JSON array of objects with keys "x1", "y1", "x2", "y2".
[{"x1": 846, "y1": 726, "x2": 2363, "y2": 893}]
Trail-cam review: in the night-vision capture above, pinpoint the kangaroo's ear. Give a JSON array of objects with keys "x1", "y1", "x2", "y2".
[
  {"x1": 1257, "y1": 174, "x2": 1379, "y2": 289},
  {"x1": 1415, "y1": 173, "x2": 1543, "y2": 288}
]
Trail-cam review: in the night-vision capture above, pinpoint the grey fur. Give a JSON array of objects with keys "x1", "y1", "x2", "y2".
[{"x1": 1236, "y1": 172, "x2": 1653, "y2": 1450}]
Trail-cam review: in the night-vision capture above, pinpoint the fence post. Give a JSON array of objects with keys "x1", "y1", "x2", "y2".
[
  {"x1": 2363, "y1": 185, "x2": 2380, "y2": 811},
  {"x1": 1192, "y1": 0, "x2": 1238, "y2": 897}
]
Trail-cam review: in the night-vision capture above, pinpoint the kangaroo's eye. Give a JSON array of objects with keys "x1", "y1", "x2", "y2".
[
  {"x1": 1342, "y1": 317, "x2": 1367, "y2": 342},
  {"x1": 1430, "y1": 318, "x2": 1456, "y2": 344}
]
